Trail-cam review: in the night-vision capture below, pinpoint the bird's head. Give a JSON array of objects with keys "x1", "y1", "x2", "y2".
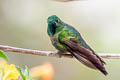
[
  {"x1": 47, "y1": 15, "x2": 63, "y2": 36},
  {"x1": 47, "y1": 15, "x2": 61, "y2": 24}
]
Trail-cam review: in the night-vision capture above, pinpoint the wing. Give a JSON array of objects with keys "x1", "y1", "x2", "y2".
[
  {"x1": 80, "y1": 38, "x2": 106, "y2": 65},
  {"x1": 58, "y1": 31, "x2": 108, "y2": 75}
]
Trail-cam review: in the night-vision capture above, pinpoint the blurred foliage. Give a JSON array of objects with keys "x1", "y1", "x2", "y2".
[
  {"x1": 0, "y1": 52, "x2": 54, "y2": 80},
  {"x1": 0, "y1": 0, "x2": 120, "y2": 80},
  {"x1": 16, "y1": 66, "x2": 30, "y2": 80},
  {"x1": 0, "y1": 50, "x2": 8, "y2": 61}
]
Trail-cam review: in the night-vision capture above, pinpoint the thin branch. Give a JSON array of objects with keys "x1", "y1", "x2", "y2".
[{"x1": 0, "y1": 45, "x2": 119, "y2": 59}]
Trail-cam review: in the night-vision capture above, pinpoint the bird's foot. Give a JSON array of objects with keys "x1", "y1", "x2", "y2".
[
  {"x1": 56, "y1": 51, "x2": 63, "y2": 58},
  {"x1": 56, "y1": 51, "x2": 73, "y2": 58}
]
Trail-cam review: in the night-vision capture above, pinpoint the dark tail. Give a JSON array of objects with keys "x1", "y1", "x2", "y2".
[
  {"x1": 71, "y1": 51, "x2": 108, "y2": 75},
  {"x1": 65, "y1": 38, "x2": 108, "y2": 75}
]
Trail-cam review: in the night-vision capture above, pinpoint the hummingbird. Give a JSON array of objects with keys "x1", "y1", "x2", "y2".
[{"x1": 47, "y1": 15, "x2": 108, "y2": 75}]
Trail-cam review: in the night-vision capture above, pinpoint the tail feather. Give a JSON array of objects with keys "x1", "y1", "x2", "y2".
[
  {"x1": 68, "y1": 48, "x2": 108, "y2": 75},
  {"x1": 65, "y1": 38, "x2": 108, "y2": 75}
]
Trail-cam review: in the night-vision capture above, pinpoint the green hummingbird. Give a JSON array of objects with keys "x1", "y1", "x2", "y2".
[{"x1": 47, "y1": 15, "x2": 108, "y2": 75}]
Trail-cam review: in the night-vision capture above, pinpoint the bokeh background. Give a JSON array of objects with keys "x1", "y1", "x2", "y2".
[{"x1": 0, "y1": 0, "x2": 120, "y2": 80}]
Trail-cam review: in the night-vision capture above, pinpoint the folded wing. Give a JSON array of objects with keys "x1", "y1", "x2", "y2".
[{"x1": 59, "y1": 37, "x2": 108, "y2": 75}]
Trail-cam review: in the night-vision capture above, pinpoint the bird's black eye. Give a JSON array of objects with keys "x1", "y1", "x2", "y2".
[{"x1": 56, "y1": 19, "x2": 59, "y2": 23}]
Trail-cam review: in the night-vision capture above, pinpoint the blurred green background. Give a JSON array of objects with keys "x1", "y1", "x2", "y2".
[{"x1": 0, "y1": 0, "x2": 120, "y2": 80}]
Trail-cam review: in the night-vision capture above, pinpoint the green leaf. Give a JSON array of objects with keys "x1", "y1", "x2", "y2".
[
  {"x1": 0, "y1": 50, "x2": 8, "y2": 61},
  {"x1": 16, "y1": 66, "x2": 26, "y2": 80},
  {"x1": 16, "y1": 66, "x2": 31, "y2": 80},
  {"x1": 24, "y1": 66, "x2": 30, "y2": 79}
]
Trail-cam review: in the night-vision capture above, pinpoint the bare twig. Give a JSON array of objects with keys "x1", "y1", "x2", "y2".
[{"x1": 0, "y1": 45, "x2": 119, "y2": 59}]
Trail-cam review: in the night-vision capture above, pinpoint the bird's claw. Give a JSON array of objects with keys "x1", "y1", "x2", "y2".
[{"x1": 56, "y1": 51, "x2": 62, "y2": 58}]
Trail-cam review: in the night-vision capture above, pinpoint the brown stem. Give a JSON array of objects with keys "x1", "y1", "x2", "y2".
[{"x1": 0, "y1": 45, "x2": 119, "y2": 59}]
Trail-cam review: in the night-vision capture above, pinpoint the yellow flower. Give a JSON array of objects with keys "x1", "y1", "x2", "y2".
[
  {"x1": 30, "y1": 62, "x2": 54, "y2": 80},
  {"x1": 3, "y1": 64, "x2": 20, "y2": 80},
  {"x1": 0, "y1": 59, "x2": 7, "y2": 69},
  {"x1": 0, "y1": 59, "x2": 7, "y2": 78}
]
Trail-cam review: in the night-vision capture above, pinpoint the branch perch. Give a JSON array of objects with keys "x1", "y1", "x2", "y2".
[{"x1": 0, "y1": 45, "x2": 120, "y2": 59}]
